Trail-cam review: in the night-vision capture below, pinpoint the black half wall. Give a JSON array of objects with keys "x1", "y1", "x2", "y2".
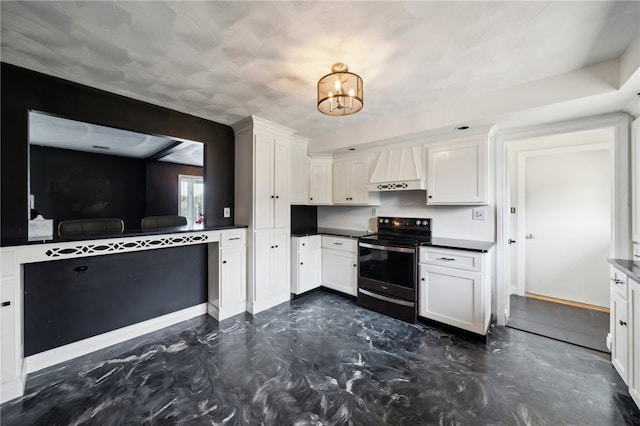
[{"x1": 1, "y1": 63, "x2": 235, "y2": 246}]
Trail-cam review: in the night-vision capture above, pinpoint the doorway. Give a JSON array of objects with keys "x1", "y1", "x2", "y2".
[{"x1": 505, "y1": 130, "x2": 612, "y2": 352}]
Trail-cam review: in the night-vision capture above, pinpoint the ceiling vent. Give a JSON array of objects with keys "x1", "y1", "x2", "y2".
[{"x1": 367, "y1": 146, "x2": 426, "y2": 192}]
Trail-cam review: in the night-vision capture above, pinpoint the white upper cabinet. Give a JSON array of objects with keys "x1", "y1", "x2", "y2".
[
  {"x1": 290, "y1": 137, "x2": 309, "y2": 205},
  {"x1": 332, "y1": 156, "x2": 379, "y2": 205},
  {"x1": 309, "y1": 158, "x2": 333, "y2": 205},
  {"x1": 425, "y1": 135, "x2": 489, "y2": 205},
  {"x1": 632, "y1": 117, "x2": 639, "y2": 244},
  {"x1": 253, "y1": 131, "x2": 290, "y2": 229}
]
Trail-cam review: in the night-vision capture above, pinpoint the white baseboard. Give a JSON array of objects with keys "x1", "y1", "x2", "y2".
[
  {"x1": 0, "y1": 374, "x2": 27, "y2": 404},
  {"x1": 24, "y1": 303, "x2": 207, "y2": 374},
  {"x1": 249, "y1": 292, "x2": 290, "y2": 314}
]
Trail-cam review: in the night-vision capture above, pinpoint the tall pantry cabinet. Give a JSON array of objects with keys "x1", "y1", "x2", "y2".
[{"x1": 233, "y1": 116, "x2": 294, "y2": 314}]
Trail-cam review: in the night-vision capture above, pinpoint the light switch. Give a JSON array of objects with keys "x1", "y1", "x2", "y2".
[{"x1": 223, "y1": 207, "x2": 231, "y2": 218}]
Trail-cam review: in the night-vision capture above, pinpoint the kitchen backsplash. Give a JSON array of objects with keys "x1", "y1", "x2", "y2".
[{"x1": 317, "y1": 191, "x2": 495, "y2": 241}]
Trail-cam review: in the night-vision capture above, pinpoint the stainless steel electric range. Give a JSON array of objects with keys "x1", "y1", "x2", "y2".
[{"x1": 357, "y1": 217, "x2": 432, "y2": 323}]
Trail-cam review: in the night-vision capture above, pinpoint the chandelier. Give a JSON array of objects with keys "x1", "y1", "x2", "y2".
[{"x1": 317, "y1": 63, "x2": 363, "y2": 116}]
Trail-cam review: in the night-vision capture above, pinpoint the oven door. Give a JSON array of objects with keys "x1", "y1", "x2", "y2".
[{"x1": 358, "y1": 242, "x2": 417, "y2": 301}]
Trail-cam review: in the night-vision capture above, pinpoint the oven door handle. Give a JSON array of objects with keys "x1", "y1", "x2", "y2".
[
  {"x1": 359, "y1": 289, "x2": 415, "y2": 307},
  {"x1": 358, "y1": 242, "x2": 415, "y2": 253}
]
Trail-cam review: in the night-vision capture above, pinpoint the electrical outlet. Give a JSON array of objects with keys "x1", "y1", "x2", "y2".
[
  {"x1": 223, "y1": 207, "x2": 231, "y2": 218},
  {"x1": 372, "y1": 207, "x2": 378, "y2": 216},
  {"x1": 472, "y1": 208, "x2": 486, "y2": 221}
]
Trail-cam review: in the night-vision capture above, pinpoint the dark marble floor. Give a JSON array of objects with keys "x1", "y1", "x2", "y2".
[
  {"x1": 2, "y1": 290, "x2": 638, "y2": 425},
  {"x1": 508, "y1": 294, "x2": 610, "y2": 353}
]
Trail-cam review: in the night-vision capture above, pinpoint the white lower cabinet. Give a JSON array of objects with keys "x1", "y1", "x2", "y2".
[
  {"x1": 321, "y1": 236, "x2": 358, "y2": 296},
  {"x1": 628, "y1": 279, "x2": 640, "y2": 406},
  {"x1": 252, "y1": 228, "x2": 290, "y2": 313},
  {"x1": 219, "y1": 246, "x2": 246, "y2": 315},
  {"x1": 418, "y1": 247, "x2": 490, "y2": 334},
  {"x1": 1, "y1": 278, "x2": 18, "y2": 384},
  {"x1": 291, "y1": 235, "x2": 322, "y2": 295},
  {"x1": 612, "y1": 287, "x2": 629, "y2": 383}
]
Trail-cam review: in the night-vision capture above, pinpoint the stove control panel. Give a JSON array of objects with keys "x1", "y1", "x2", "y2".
[{"x1": 377, "y1": 217, "x2": 431, "y2": 230}]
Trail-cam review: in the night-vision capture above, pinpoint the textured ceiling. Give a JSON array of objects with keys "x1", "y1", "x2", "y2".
[{"x1": 2, "y1": 1, "x2": 639, "y2": 141}]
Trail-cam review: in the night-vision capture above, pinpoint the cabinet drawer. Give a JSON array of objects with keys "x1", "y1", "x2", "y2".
[
  {"x1": 321, "y1": 236, "x2": 357, "y2": 252},
  {"x1": 296, "y1": 235, "x2": 321, "y2": 252},
  {"x1": 610, "y1": 266, "x2": 628, "y2": 298},
  {"x1": 419, "y1": 247, "x2": 482, "y2": 272},
  {"x1": 220, "y1": 229, "x2": 246, "y2": 247}
]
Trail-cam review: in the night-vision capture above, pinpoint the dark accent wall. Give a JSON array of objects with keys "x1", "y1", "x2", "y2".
[
  {"x1": 291, "y1": 205, "x2": 318, "y2": 234},
  {"x1": 146, "y1": 161, "x2": 203, "y2": 218},
  {"x1": 30, "y1": 145, "x2": 146, "y2": 232},
  {"x1": 23, "y1": 245, "x2": 207, "y2": 356},
  {"x1": 1, "y1": 63, "x2": 234, "y2": 246}
]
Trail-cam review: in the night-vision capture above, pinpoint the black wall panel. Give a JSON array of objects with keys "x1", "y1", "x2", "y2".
[
  {"x1": 146, "y1": 161, "x2": 203, "y2": 218},
  {"x1": 23, "y1": 245, "x2": 207, "y2": 356},
  {"x1": 1, "y1": 63, "x2": 234, "y2": 245}
]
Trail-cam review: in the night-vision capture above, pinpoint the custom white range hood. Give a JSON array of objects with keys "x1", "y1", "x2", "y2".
[{"x1": 367, "y1": 146, "x2": 426, "y2": 191}]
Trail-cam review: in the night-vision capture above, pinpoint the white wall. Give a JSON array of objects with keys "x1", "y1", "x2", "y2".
[{"x1": 318, "y1": 191, "x2": 495, "y2": 242}]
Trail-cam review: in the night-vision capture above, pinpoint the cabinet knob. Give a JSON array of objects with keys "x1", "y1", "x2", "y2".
[
  {"x1": 222, "y1": 260, "x2": 227, "y2": 264},
  {"x1": 353, "y1": 264, "x2": 357, "y2": 267},
  {"x1": 1, "y1": 301, "x2": 10, "y2": 307},
  {"x1": 421, "y1": 278, "x2": 425, "y2": 281},
  {"x1": 271, "y1": 195, "x2": 275, "y2": 199},
  {"x1": 310, "y1": 197, "x2": 313, "y2": 200},
  {"x1": 275, "y1": 245, "x2": 279, "y2": 248},
  {"x1": 620, "y1": 320, "x2": 627, "y2": 327},
  {"x1": 271, "y1": 246, "x2": 274, "y2": 249},
  {"x1": 276, "y1": 195, "x2": 280, "y2": 199},
  {"x1": 302, "y1": 243, "x2": 305, "y2": 246},
  {"x1": 428, "y1": 195, "x2": 432, "y2": 199},
  {"x1": 300, "y1": 262, "x2": 304, "y2": 265}
]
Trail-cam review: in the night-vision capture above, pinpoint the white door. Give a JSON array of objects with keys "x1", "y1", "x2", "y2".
[
  {"x1": 254, "y1": 135, "x2": 274, "y2": 230},
  {"x1": 271, "y1": 228, "x2": 290, "y2": 295},
  {"x1": 611, "y1": 290, "x2": 628, "y2": 383},
  {"x1": 309, "y1": 161, "x2": 332, "y2": 204},
  {"x1": 350, "y1": 158, "x2": 370, "y2": 204},
  {"x1": 220, "y1": 246, "x2": 246, "y2": 308},
  {"x1": 332, "y1": 162, "x2": 350, "y2": 203},
  {"x1": 520, "y1": 147, "x2": 610, "y2": 307},
  {"x1": 273, "y1": 140, "x2": 290, "y2": 228},
  {"x1": 253, "y1": 230, "x2": 273, "y2": 301}
]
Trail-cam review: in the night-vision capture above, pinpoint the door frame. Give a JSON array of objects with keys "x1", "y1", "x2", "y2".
[
  {"x1": 515, "y1": 143, "x2": 610, "y2": 297},
  {"x1": 494, "y1": 113, "x2": 631, "y2": 326}
]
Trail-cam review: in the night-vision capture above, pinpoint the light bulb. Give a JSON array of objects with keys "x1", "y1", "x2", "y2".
[
  {"x1": 348, "y1": 89, "x2": 355, "y2": 97},
  {"x1": 334, "y1": 80, "x2": 341, "y2": 91}
]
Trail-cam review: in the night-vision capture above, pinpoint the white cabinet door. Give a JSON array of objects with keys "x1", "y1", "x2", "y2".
[
  {"x1": 419, "y1": 264, "x2": 483, "y2": 333},
  {"x1": 611, "y1": 289, "x2": 629, "y2": 383},
  {"x1": 628, "y1": 280, "x2": 640, "y2": 406},
  {"x1": 322, "y1": 249, "x2": 357, "y2": 296},
  {"x1": 426, "y1": 137, "x2": 488, "y2": 205},
  {"x1": 273, "y1": 141, "x2": 290, "y2": 228},
  {"x1": 309, "y1": 159, "x2": 332, "y2": 205},
  {"x1": 254, "y1": 133, "x2": 275, "y2": 230},
  {"x1": 350, "y1": 158, "x2": 370, "y2": 204},
  {"x1": 1, "y1": 278, "x2": 17, "y2": 383},
  {"x1": 254, "y1": 230, "x2": 273, "y2": 301},
  {"x1": 298, "y1": 249, "x2": 322, "y2": 294},
  {"x1": 332, "y1": 162, "x2": 351, "y2": 204},
  {"x1": 632, "y1": 117, "x2": 639, "y2": 244},
  {"x1": 220, "y1": 246, "x2": 246, "y2": 309},
  {"x1": 290, "y1": 142, "x2": 309, "y2": 205},
  {"x1": 271, "y1": 228, "x2": 290, "y2": 295}
]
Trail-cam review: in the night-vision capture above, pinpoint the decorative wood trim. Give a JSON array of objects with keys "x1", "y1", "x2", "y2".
[{"x1": 525, "y1": 293, "x2": 610, "y2": 313}]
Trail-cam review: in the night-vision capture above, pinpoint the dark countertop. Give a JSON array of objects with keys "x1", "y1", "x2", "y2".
[
  {"x1": 292, "y1": 228, "x2": 494, "y2": 253},
  {"x1": 608, "y1": 258, "x2": 640, "y2": 283},
  {"x1": 292, "y1": 228, "x2": 372, "y2": 239},
  {"x1": 4, "y1": 224, "x2": 248, "y2": 247},
  {"x1": 425, "y1": 238, "x2": 495, "y2": 253}
]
